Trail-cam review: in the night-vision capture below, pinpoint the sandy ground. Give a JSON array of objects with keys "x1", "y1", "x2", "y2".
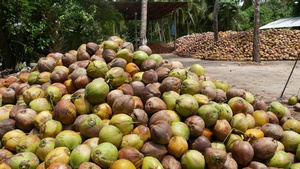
[{"x1": 160, "y1": 53, "x2": 300, "y2": 120}]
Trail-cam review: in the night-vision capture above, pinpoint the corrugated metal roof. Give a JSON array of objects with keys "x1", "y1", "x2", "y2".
[
  {"x1": 260, "y1": 16, "x2": 300, "y2": 29},
  {"x1": 108, "y1": 2, "x2": 187, "y2": 20}
]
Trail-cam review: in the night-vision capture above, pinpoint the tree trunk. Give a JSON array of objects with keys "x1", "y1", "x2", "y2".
[
  {"x1": 213, "y1": 0, "x2": 219, "y2": 42},
  {"x1": 253, "y1": 0, "x2": 260, "y2": 62},
  {"x1": 140, "y1": 0, "x2": 147, "y2": 46},
  {"x1": 0, "y1": 17, "x2": 14, "y2": 69},
  {"x1": 187, "y1": 20, "x2": 190, "y2": 35}
]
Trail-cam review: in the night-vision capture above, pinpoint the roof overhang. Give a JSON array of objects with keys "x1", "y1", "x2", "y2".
[
  {"x1": 108, "y1": 2, "x2": 187, "y2": 20},
  {"x1": 260, "y1": 16, "x2": 300, "y2": 29}
]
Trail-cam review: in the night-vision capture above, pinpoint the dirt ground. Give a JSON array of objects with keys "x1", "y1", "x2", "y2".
[{"x1": 160, "y1": 53, "x2": 300, "y2": 120}]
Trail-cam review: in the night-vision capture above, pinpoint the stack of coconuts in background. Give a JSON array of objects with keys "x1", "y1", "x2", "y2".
[
  {"x1": 1, "y1": 35, "x2": 300, "y2": 169},
  {"x1": 169, "y1": 29, "x2": 300, "y2": 61}
]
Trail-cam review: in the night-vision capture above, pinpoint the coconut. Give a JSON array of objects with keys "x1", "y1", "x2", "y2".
[
  {"x1": 141, "y1": 60, "x2": 157, "y2": 71},
  {"x1": 281, "y1": 130, "x2": 300, "y2": 153},
  {"x1": 55, "y1": 130, "x2": 82, "y2": 150},
  {"x1": 204, "y1": 148, "x2": 228, "y2": 168},
  {"x1": 85, "y1": 81, "x2": 110, "y2": 105},
  {"x1": 82, "y1": 137, "x2": 99, "y2": 150},
  {"x1": 159, "y1": 77, "x2": 181, "y2": 94},
  {"x1": 9, "y1": 152, "x2": 39, "y2": 169},
  {"x1": 161, "y1": 155, "x2": 181, "y2": 169},
  {"x1": 144, "y1": 97, "x2": 167, "y2": 115},
  {"x1": 77, "y1": 44, "x2": 91, "y2": 61},
  {"x1": 92, "y1": 103, "x2": 112, "y2": 120},
  {"x1": 91, "y1": 142, "x2": 118, "y2": 168},
  {"x1": 181, "y1": 150, "x2": 205, "y2": 169},
  {"x1": 264, "y1": 150, "x2": 292, "y2": 168},
  {"x1": 29, "y1": 98, "x2": 53, "y2": 112},
  {"x1": 102, "y1": 49, "x2": 117, "y2": 63},
  {"x1": 231, "y1": 141, "x2": 254, "y2": 166},
  {"x1": 150, "y1": 120, "x2": 172, "y2": 145},
  {"x1": 37, "y1": 57, "x2": 56, "y2": 72},
  {"x1": 53, "y1": 100, "x2": 76, "y2": 125},
  {"x1": 0, "y1": 118, "x2": 15, "y2": 138},
  {"x1": 261, "y1": 123, "x2": 283, "y2": 140},
  {"x1": 228, "y1": 97, "x2": 249, "y2": 115},
  {"x1": 138, "y1": 45, "x2": 152, "y2": 55},
  {"x1": 213, "y1": 119, "x2": 232, "y2": 141},
  {"x1": 197, "y1": 104, "x2": 218, "y2": 127},
  {"x1": 140, "y1": 141, "x2": 167, "y2": 161},
  {"x1": 231, "y1": 113, "x2": 248, "y2": 133},
  {"x1": 99, "y1": 125, "x2": 123, "y2": 148},
  {"x1": 44, "y1": 147, "x2": 70, "y2": 168},
  {"x1": 107, "y1": 89, "x2": 124, "y2": 106},
  {"x1": 120, "y1": 133, "x2": 144, "y2": 151},
  {"x1": 226, "y1": 88, "x2": 246, "y2": 100},
  {"x1": 34, "y1": 110, "x2": 52, "y2": 130},
  {"x1": 15, "y1": 108, "x2": 37, "y2": 132},
  {"x1": 252, "y1": 137, "x2": 278, "y2": 161},
  {"x1": 130, "y1": 81, "x2": 145, "y2": 97},
  {"x1": 267, "y1": 101, "x2": 286, "y2": 118},
  {"x1": 69, "y1": 144, "x2": 92, "y2": 169},
  {"x1": 39, "y1": 119, "x2": 62, "y2": 139},
  {"x1": 130, "y1": 109, "x2": 149, "y2": 126},
  {"x1": 168, "y1": 136, "x2": 188, "y2": 158},
  {"x1": 175, "y1": 94, "x2": 199, "y2": 118},
  {"x1": 148, "y1": 110, "x2": 171, "y2": 126},
  {"x1": 15, "y1": 83, "x2": 30, "y2": 98},
  {"x1": 110, "y1": 114, "x2": 134, "y2": 135},
  {"x1": 105, "y1": 67, "x2": 126, "y2": 87},
  {"x1": 118, "y1": 147, "x2": 144, "y2": 168},
  {"x1": 16, "y1": 135, "x2": 40, "y2": 153},
  {"x1": 79, "y1": 114, "x2": 103, "y2": 138},
  {"x1": 2, "y1": 88, "x2": 16, "y2": 104},
  {"x1": 121, "y1": 42, "x2": 134, "y2": 53},
  {"x1": 23, "y1": 87, "x2": 45, "y2": 105},
  {"x1": 112, "y1": 95, "x2": 135, "y2": 114},
  {"x1": 2, "y1": 129, "x2": 26, "y2": 152},
  {"x1": 190, "y1": 135, "x2": 211, "y2": 153}
]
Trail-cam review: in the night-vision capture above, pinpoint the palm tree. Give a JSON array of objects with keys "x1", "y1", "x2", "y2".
[
  {"x1": 140, "y1": 0, "x2": 147, "y2": 46},
  {"x1": 253, "y1": 0, "x2": 260, "y2": 62},
  {"x1": 213, "y1": 0, "x2": 219, "y2": 41}
]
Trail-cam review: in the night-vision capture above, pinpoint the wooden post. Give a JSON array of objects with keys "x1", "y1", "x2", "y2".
[{"x1": 135, "y1": 12, "x2": 138, "y2": 50}]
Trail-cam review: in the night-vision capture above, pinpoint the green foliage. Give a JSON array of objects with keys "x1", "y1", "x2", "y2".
[
  {"x1": 239, "y1": 0, "x2": 294, "y2": 30},
  {"x1": 0, "y1": 0, "x2": 122, "y2": 64}
]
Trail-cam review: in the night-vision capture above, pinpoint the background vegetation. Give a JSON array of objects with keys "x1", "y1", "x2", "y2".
[{"x1": 0, "y1": 0, "x2": 299, "y2": 69}]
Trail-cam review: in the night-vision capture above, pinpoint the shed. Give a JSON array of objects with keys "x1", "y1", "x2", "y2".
[{"x1": 260, "y1": 16, "x2": 300, "y2": 29}]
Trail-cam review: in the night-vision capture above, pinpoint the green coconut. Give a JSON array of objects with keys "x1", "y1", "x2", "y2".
[
  {"x1": 29, "y1": 98, "x2": 53, "y2": 112},
  {"x1": 180, "y1": 79, "x2": 201, "y2": 95},
  {"x1": 169, "y1": 69, "x2": 188, "y2": 81},
  {"x1": 197, "y1": 104, "x2": 219, "y2": 127},
  {"x1": 105, "y1": 67, "x2": 126, "y2": 87},
  {"x1": 189, "y1": 64, "x2": 205, "y2": 77},
  {"x1": 45, "y1": 86, "x2": 62, "y2": 103},
  {"x1": 171, "y1": 121, "x2": 190, "y2": 140},
  {"x1": 181, "y1": 150, "x2": 205, "y2": 169},
  {"x1": 85, "y1": 80, "x2": 110, "y2": 105},
  {"x1": 141, "y1": 156, "x2": 163, "y2": 169},
  {"x1": 148, "y1": 54, "x2": 163, "y2": 63},
  {"x1": 162, "y1": 91, "x2": 180, "y2": 110},
  {"x1": 267, "y1": 101, "x2": 286, "y2": 118},
  {"x1": 98, "y1": 125, "x2": 123, "y2": 148},
  {"x1": 10, "y1": 152, "x2": 39, "y2": 169},
  {"x1": 91, "y1": 142, "x2": 118, "y2": 168},
  {"x1": 35, "y1": 137, "x2": 56, "y2": 161},
  {"x1": 175, "y1": 94, "x2": 199, "y2": 117},
  {"x1": 86, "y1": 60, "x2": 109, "y2": 78},
  {"x1": 55, "y1": 130, "x2": 82, "y2": 150},
  {"x1": 70, "y1": 144, "x2": 92, "y2": 169},
  {"x1": 133, "y1": 51, "x2": 149, "y2": 67}
]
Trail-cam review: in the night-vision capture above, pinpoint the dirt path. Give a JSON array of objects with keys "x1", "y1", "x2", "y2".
[{"x1": 160, "y1": 53, "x2": 300, "y2": 119}]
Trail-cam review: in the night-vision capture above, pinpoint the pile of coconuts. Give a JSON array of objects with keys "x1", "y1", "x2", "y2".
[
  {"x1": 169, "y1": 29, "x2": 300, "y2": 61},
  {"x1": 1, "y1": 36, "x2": 300, "y2": 169}
]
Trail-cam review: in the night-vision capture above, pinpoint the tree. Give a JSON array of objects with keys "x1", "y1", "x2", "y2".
[
  {"x1": 213, "y1": 0, "x2": 219, "y2": 41},
  {"x1": 140, "y1": 0, "x2": 148, "y2": 46},
  {"x1": 253, "y1": 0, "x2": 260, "y2": 62}
]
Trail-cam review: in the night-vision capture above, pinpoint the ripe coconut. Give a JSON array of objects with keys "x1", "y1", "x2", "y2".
[
  {"x1": 39, "y1": 120, "x2": 62, "y2": 139},
  {"x1": 118, "y1": 147, "x2": 144, "y2": 168},
  {"x1": 161, "y1": 155, "x2": 181, "y2": 169},
  {"x1": 231, "y1": 141, "x2": 254, "y2": 166},
  {"x1": 53, "y1": 100, "x2": 76, "y2": 125}
]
